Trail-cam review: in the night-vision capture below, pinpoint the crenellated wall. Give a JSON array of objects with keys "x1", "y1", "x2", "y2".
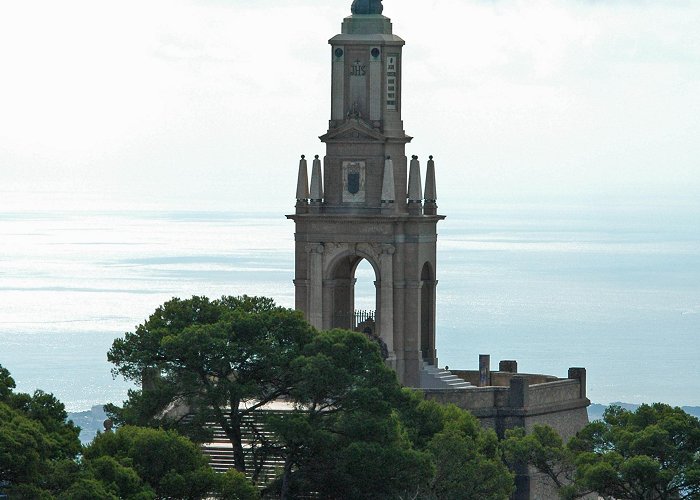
[
  {"x1": 423, "y1": 366, "x2": 589, "y2": 438},
  {"x1": 422, "y1": 363, "x2": 590, "y2": 500},
  {"x1": 451, "y1": 369, "x2": 559, "y2": 387}
]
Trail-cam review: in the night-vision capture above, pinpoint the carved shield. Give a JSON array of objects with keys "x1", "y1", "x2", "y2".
[{"x1": 348, "y1": 173, "x2": 360, "y2": 194}]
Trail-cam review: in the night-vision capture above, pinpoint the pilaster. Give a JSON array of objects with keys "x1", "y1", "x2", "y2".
[{"x1": 307, "y1": 243, "x2": 325, "y2": 329}]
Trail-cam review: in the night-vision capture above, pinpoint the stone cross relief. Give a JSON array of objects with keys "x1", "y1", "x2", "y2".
[{"x1": 351, "y1": 0, "x2": 383, "y2": 15}]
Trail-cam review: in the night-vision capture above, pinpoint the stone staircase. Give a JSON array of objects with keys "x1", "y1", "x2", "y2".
[
  {"x1": 420, "y1": 362, "x2": 472, "y2": 390},
  {"x1": 199, "y1": 410, "x2": 286, "y2": 485}
]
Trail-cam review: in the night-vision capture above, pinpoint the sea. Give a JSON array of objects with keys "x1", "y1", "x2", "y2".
[{"x1": 1, "y1": 200, "x2": 699, "y2": 413}]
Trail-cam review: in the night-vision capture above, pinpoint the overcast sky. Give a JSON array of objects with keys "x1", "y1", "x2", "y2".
[{"x1": 1, "y1": 0, "x2": 698, "y2": 211}]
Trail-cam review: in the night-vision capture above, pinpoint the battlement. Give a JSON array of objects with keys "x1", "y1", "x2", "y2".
[{"x1": 422, "y1": 359, "x2": 589, "y2": 442}]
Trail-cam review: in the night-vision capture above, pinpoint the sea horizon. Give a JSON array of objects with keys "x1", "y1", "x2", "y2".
[{"x1": 1, "y1": 198, "x2": 699, "y2": 412}]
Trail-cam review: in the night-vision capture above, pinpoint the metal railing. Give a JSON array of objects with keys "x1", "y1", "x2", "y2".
[
  {"x1": 332, "y1": 310, "x2": 376, "y2": 330},
  {"x1": 353, "y1": 309, "x2": 375, "y2": 329}
]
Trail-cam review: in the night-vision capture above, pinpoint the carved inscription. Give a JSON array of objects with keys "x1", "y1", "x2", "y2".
[
  {"x1": 306, "y1": 221, "x2": 391, "y2": 236},
  {"x1": 386, "y1": 54, "x2": 398, "y2": 110},
  {"x1": 350, "y1": 59, "x2": 367, "y2": 76}
]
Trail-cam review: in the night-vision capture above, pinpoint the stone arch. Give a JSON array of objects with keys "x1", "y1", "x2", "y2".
[
  {"x1": 323, "y1": 246, "x2": 381, "y2": 332},
  {"x1": 420, "y1": 261, "x2": 437, "y2": 364}
]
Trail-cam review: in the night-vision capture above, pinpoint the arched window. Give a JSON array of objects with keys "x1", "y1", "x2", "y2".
[
  {"x1": 328, "y1": 255, "x2": 378, "y2": 335},
  {"x1": 353, "y1": 259, "x2": 376, "y2": 334}
]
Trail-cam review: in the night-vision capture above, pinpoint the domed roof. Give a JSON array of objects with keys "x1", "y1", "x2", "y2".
[{"x1": 351, "y1": 0, "x2": 383, "y2": 15}]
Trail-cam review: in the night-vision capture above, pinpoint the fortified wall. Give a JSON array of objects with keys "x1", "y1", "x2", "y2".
[
  {"x1": 421, "y1": 360, "x2": 590, "y2": 499},
  {"x1": 425, "y1": 360, "x2": 589, "y2": 438}
]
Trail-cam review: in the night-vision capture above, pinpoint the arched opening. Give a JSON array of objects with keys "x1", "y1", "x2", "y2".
[
  {"x1": 328, "y1": 255, "x2": 379, "y2": 335},
  {"x1": 353, "y1": 259, "x2": 376, "y2": 335},
  {"x1": 421, "y1": 262, "x2": 436, "y2": 363},
  {"x1": 325, "y1": 252, "x2": 387, "y2": 361}
]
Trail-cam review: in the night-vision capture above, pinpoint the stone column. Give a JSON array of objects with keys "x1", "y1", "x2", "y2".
[
  {"x1": 379, "y1": 245, "x2": 395, "y2": 363},
  {"x1": 307, "y1": 244, "x2": 324, "y2": 329},
  {"x1": 392, "y1": 279, "x2": 406, "y2": 383},
  {"x1": 403, "y1": 280, "x2": 423, "y2": 387},
  {"x1": 331, "y1": 46, "x2": 345, "y2": 121},
  {"x1": 369, "y1": 46, "x2": 382, "y2": 122},
  {"x1": 420, "y1": 279, "x2": 438, "y2": 365},
  {"x1": 293, "y1": 277, "x2": 308, "y2": 319},
  {"x1": 322, "y1": 279, "x2": 335, "y2": 331}
]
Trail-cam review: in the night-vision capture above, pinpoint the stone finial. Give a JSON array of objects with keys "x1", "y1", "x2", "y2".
[
  {"x1": 296, "y1": 155, "x2": 309, "y2": 203},
  {"x1": 381, "y1": 155, "x2": 395, "y2": 204},
  {"x1": 351, "y1": 0, "x2": 383, "y2": 15},
  {"x1": 424, "y1": 156, "x2": 436, "y2": 202},
  {"x1": 310, "y1": 155, "x2": 323, "y2": 203},
  {"x1": 407, "y1": 155, "x2": 423, "y2": 204},
  {"x1": 424, "y1": 155, "x2": 437, "y2": 215}
]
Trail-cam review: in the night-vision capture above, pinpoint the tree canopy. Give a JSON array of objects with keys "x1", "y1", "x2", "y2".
[
  {"x1": 107, "y1": 295, "x2": 516, "y2": 499},
  {"x1": 0, "y1": 364, "x2": 81, "y2": 497},
  {"x1": 264, "y1": 328, "x2": 434, "y2": 499},
  {"x1": 398, "y1": 394, "x2": 515, "y2": 500},
  {"x1": 503, "y1": 403, "x2": 700, "y2": 500},
  {"x1": 107, "y1": 295, "x2": 316, "y2": 479},
  {"x1": 82, "y1": 425, "x2": 259, "y2": 499},
  {"x1": 1, "y1": 363, "x2": 255, "y2": 499}
]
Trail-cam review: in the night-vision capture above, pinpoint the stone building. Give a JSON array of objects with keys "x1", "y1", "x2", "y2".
[
  {"x1": 288, "y1": 3, "x2": 590, "y2": 499},
  {"x1": 287, "y1": 4, "x2": 441, "y2": 389}
]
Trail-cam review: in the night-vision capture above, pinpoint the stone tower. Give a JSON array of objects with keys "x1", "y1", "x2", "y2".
[{"x1": 288, "y1": 2, "x2": 443, "y2": 387}]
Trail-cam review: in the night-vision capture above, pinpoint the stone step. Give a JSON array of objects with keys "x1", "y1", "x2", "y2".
[{"x1": 420, "y1": 362, "x2": 472, "y2": 390}]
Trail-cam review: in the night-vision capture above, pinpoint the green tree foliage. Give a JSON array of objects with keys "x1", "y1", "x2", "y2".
[
  {"x1": 503, "y1": 403, "x2": 700, "y2": 499},
  {"x1": 572, "y1": 403, "x2": 700, "y2": 499},
  {"x1": 107, "y1": 295, "x2": 316, "y2": 478},
  {"x1": 83, "y1": 425, "x2": 221, "y2": 499},
  {"x1": 56, "y1": 478, "x2": 120, "y2": 500},
  {"x1": 77, "y1": 425, "x2": 258, "y2": 499},
  {"x1": 266, "y1": 329, "x2": 434, "y2": 499},
  {"x1": 0, "y1": 401, "x2": 47, "y2": 487},
  {"x1": 400, "y1": 396, "x2": 515, "y2": 500},
  {"x1": 0, "y1": 364, "x2": 82, "y2": 497},
  {"x1": 0, "y1": 365, "x2": 81, "y2": 462},
  {"x1": 502, "y1": 425, "x2": 580, "y2": 498},
  {"x1": 107, "y1": 296, "x2": 517, "y2": 499},
  {"x1": 1, "y1": 363, "x2": 250, "y2": 499},
  {"x1": 218, "y1": 469, "x2": 261, "y2": 500}
]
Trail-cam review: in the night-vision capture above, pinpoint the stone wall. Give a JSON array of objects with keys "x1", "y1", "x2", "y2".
[
  {"x1": 451, "y1": 369, "x2": 560, "y2": 387},
  {"x1": 422, "y1": 365, "x2": 590, "y2": 500}
]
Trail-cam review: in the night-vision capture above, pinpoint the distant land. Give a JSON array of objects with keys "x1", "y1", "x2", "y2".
[
  {"x1": 587, "y1": 403, "x2": 700, "y2": 422},
  {"x1": 68, "y1": 405, "x2": 108, "y2": 444},
  {"x1": 68, "y1": 403, "x2": 700, "y2": 445}
]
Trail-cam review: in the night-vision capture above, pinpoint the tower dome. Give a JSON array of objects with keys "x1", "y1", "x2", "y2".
[{"x1": 351, "y1": 0, "x2": 383, "y2": 15}]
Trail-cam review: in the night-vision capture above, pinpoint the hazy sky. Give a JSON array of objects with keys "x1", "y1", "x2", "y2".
[{"x1": 1, "y1": 0, "x2": 698, "y2": 211}]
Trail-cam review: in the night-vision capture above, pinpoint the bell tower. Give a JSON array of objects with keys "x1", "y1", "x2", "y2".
[{"x1": 287, "y1": 1, "x2": 443, "y2": 387}]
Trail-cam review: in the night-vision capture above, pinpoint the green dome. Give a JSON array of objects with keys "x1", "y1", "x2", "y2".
[{"x1": 351, "y1": 0, "x2": 383, "y2": 15}]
